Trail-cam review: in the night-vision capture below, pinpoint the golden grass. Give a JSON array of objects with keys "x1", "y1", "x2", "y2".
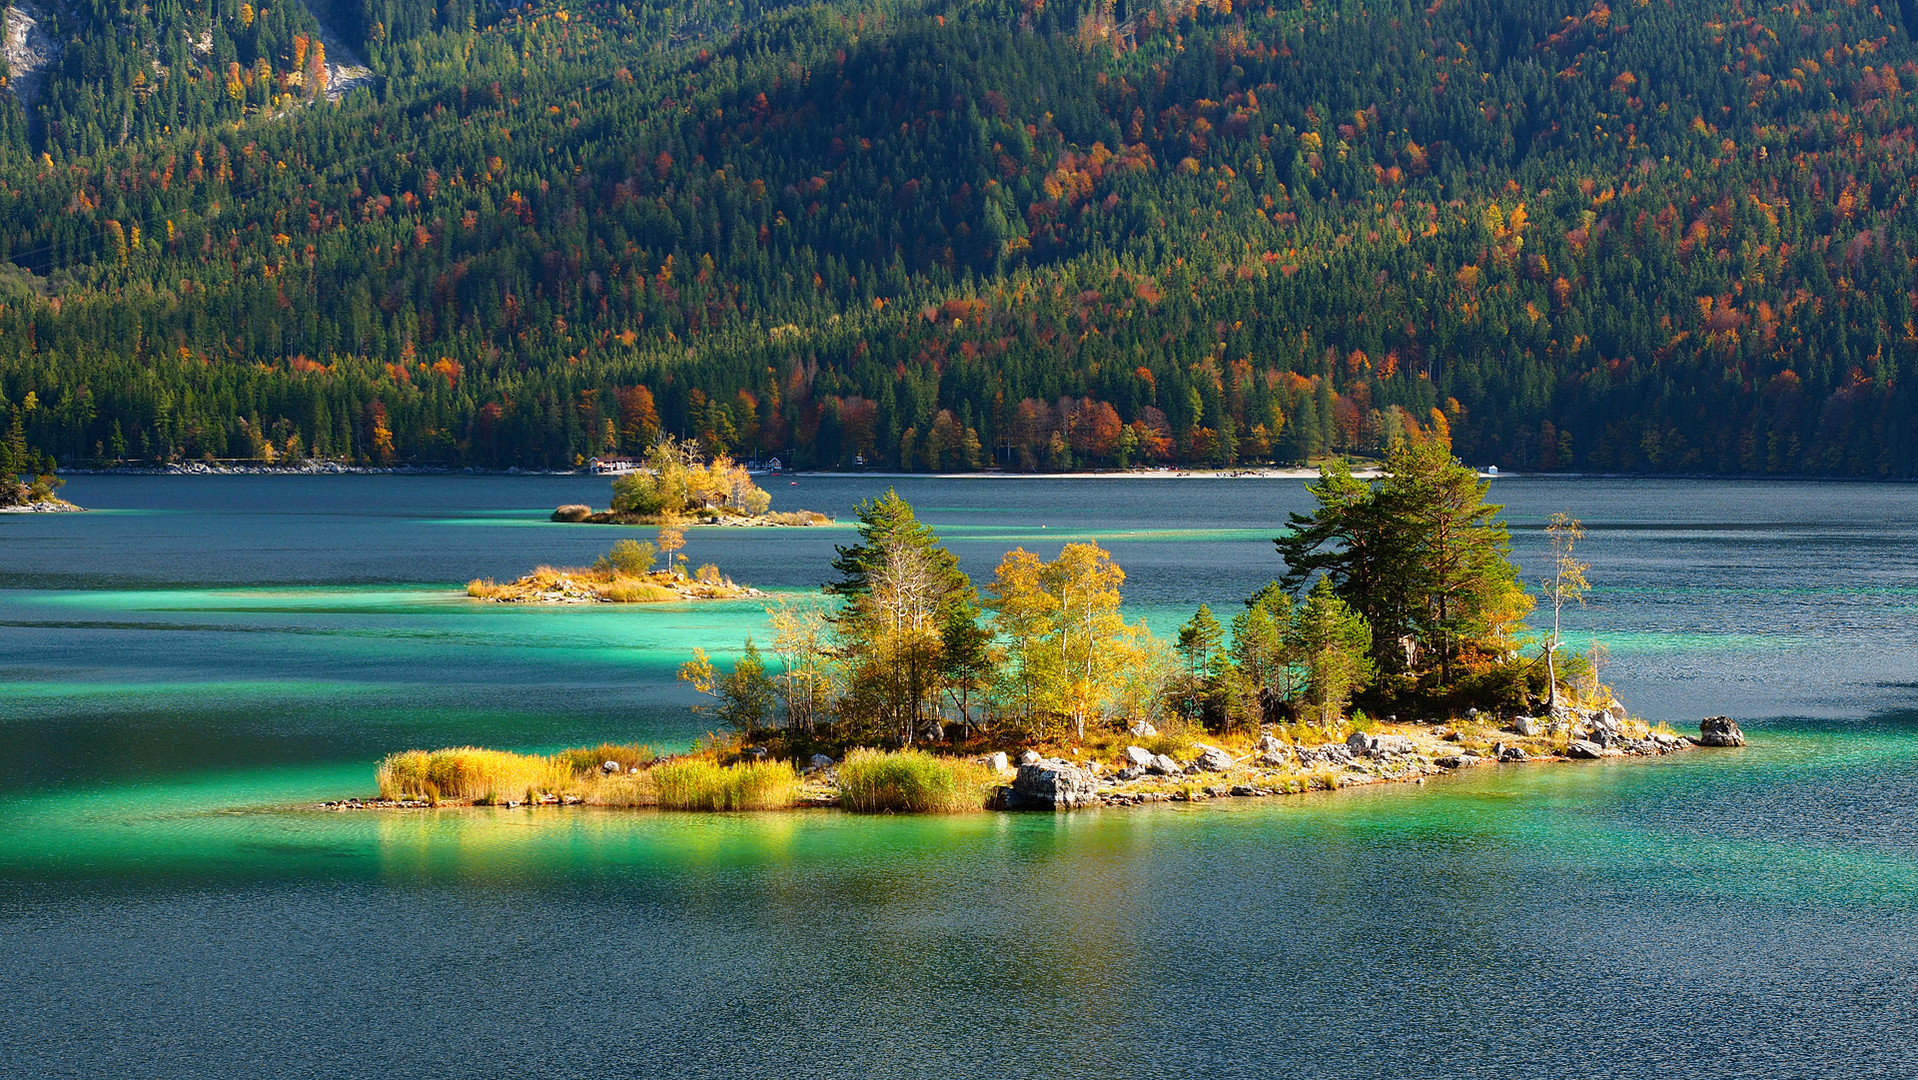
[
  {"x1": 764, "y1": 510, "x2": 833, "y2": 526},
  {"x1": 836, "y1": 748, "x2": 996, "y2": 813},
  {"x1": 602, "y1": 579, "x2": 680, "y2": 602},
  {"x1": 375, "y1": 743, "x2": 797, "y2": 810},
  {"x1": 377, "y1": 746, "x2": 575, "y2": 803},
  {"x1": 651, "y1": 758, "x2": 798, "y2": 810}
]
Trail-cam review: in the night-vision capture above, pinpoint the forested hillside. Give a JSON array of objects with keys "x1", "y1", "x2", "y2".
[{"x1": 2, "y1": 0, "x2": 1918, "y2": 473}]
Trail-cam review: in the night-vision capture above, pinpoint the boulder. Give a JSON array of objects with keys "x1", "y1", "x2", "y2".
[
  {"x1": 1512, "y1": 715, "x2": 1544, "y2": 737},
  {"x1": 1257, "y1": 734, "x2": 1285, "y2": 754},
  {"x1": 1435, "y1": 754, "x2": 1482, "y2": 769},
  {"x1": 1698, "y1": 716, "x2": 1746, "y2": 747},
  {"x1": 1122, "y1": 745, "x2": 1156, "y2": 768},
  {"x1": 1004, "y1": 760, "x2": 1101, "y2": 810},
  {"x1": 809, "y1": 753, "x2": 835, "y2": 770},
  {"x1": 1258, "y1": 747, "x2": 1290, "y2": 767},
  {"x1": 1192, "y1": 745, "x2": 1235, "y2": 772},
  {"x1": 1117, "y1": 766, "x2": 1146, "y2": 781},
  {"x1": 1127, "y1": 720, "x2": 1160, "y2": 738},
  {"x1": 601, "y1": 760, "x2": 622, "y2": 774},
  {"x1": 1606, "y1": 699, "x2": 1629, "y2": 722},
  {"x1": 984, "y1": 751, "x2": 1010, "y2": 773},
  {"x1": 1019, "y1": 749, "x2": 1043, "y2": 766},
  {"x1": 1346, "y1": 730, "x2": 1377, "y2": 753},
  {"x1": 1566, "y1": 740, "x2": 1605, "y2": 760},
  {"x1": 1150, "y1": 753, "x2": 1182, "y2": 776},
  {"x1": 1498, "y1": 745, "x2": 1530, "y2": 762}
]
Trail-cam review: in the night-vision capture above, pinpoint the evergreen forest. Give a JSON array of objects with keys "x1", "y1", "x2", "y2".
[{"x1": 3, "y1": 0, "x2": 1918, "y2": 474}]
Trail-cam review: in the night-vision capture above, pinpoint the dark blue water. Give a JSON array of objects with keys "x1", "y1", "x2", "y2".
[{"x1": 3, "y1": 475, "x2": 1917, "y2": 1078}]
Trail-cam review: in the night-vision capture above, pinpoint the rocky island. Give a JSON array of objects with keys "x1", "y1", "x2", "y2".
[
  {"x1": 468, "y1": 536, "x2": 763, "y2": 603},
  {"x1": 550, "y1": 437, "x2": 829, "y2": 527}
]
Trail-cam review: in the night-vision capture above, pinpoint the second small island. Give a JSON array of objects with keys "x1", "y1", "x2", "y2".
[
  {"x1": 551, "y1": 437, "x2": 830, "y2": 527},
  {"x1": 469, "y1": 535, "x2": 765, "y2": 603}
]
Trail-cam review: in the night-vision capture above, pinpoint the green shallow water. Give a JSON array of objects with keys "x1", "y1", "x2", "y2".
[{"x1": 7, "y1": 474, "x2": 1918, "y2": 1077}]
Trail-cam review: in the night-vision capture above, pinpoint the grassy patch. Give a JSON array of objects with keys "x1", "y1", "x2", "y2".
[
  {"x1": 377, "y1": 746, "x2": 573, "y2": 802},
  {"x1": 836, "y1": 748, "x2": 996, "y2": 813},
  {"x1": 651, "y1": 758, "x2": 798, "y2": 810}
]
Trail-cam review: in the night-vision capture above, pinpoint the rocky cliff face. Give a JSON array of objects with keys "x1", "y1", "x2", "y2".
[{"x1": 3, "y1": 0, "x2": 60, "y2": 115}]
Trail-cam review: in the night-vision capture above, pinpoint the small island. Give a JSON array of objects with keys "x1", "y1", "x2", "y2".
[
  {"x1": 551, "y1": 437, "x2": 830, "y2": 527},
  {"x1": 468, "y1": 536, "x2": 765, "y2": 603},
  {"x1": 0, "y1": 435, "x2": 81, "y2": 513},
  {"x1": 367, "y1": 437, "x2": 1747, "y2": 814}
]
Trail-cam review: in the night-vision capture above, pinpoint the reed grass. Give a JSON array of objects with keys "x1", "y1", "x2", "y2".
[
  {"x1": 377, "y1": 747, "x2": 574, "y2": 802},
  {"x1": 651, "y1": 758, "x2": 798, "y2": 810},
  {"x1": 552, "y1": 742, "x2": 653, "y2": 775},
  {"x1": 601, "y1": 578, "x2": 680, "y2": 602},
  {"x1": 836, "y1": 748, "x2": 995, "y2": 813}
]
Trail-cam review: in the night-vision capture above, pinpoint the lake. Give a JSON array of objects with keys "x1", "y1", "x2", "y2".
[{"x1": 4, "y1": 474, "x2": 1917, "y2": 1077}]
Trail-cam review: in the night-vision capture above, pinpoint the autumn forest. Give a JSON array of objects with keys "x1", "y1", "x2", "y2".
[{"x1": 1, "y1": 0, "x2": 1916, "y2": 474}]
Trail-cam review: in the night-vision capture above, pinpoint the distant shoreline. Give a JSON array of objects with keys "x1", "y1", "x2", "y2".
[{"x1": 52, "y1": 463, "x2": 1915, "y2": 482}]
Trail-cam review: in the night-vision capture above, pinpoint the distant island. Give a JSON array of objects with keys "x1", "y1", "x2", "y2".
[
  {"x1": 364, "y1": 435, "x2": 1745, "y2": 813},
  {"x1": 549, "y1": 438, "x2": 830, "y2": 527}
]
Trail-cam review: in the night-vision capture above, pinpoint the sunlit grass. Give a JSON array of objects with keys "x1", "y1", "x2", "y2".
[
  {"x1": 836, "y1": 748, "x2": 996, "y2": 813},
  {"x1": 651, "y1": 758, "x2": 798, "y2": 811}
]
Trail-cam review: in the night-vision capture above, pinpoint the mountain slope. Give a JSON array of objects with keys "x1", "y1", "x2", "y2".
[{"x1": 2, "y1": 0, "x2": 1917, "y2": 474}]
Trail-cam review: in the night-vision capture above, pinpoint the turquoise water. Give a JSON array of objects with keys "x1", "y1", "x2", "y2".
[{"x1": 5, "y1": 475, "x2": 1918, "y2": 1077}]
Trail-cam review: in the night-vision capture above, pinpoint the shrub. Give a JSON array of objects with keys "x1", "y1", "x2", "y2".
[
  {"x1": 651, "y1": 758, "x2": 797, "y2": 810},
  {"x1": 694, "y1": 563, "x2": 724, "y2": 584},
  {"x1": 596, "y1": 538, "x2": 657, "y2": 575},
  {"x1": 836, "y1": 748, "x2": 995, "y2": 813},
  {"x1": 552, "y1": 504, "x2": 593, "y2": 522}
]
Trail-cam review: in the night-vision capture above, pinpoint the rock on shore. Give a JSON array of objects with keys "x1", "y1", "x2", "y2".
[
  {"x1": 1000, "y1": 759, "x2": 1101, "y2": 809},
  {"x1": 1697, "y1": 716, "x2": 1746, "y2": 747}
]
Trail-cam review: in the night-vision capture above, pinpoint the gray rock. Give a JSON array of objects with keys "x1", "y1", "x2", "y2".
[
  {"x1": 1498, "y1": 745, "x2": 1530, "y2": 762},
  {"x1": 601, "y1": 760, "x2": 622, "y2": 774},
  {"x1": 1150, "y1": 753, "x2": 1182, "y2": 776},
  {"x1": 809, "y1": 753, "x2": 835, "y2": 770},
  {"x1": 984, "y1": 751, "x2": 1010, "y2": 773},
  {"x1": 1566, "y1": 740, "x2": 1605, "y2": 760},
  {"x1": 1258, "y1": 747, "x2": 1290, "y2": 767},
  {"x1": 1512, "y1": 715, "x2": 1544, "y2": 737},
  {"x1": 1371, "y1": 734, "x2": 1416, "y2": 757},
  {"x1": 1127, "y1": 720, "x2": 1160, "y2": 738},
  {"x1": 1192, "y1": 745, "x2": 1235, "y2": 772},
  {"x1": 1019, "y1": 749, "x2": 1043, "y2": 766},
  {"x1": 1123, "y1": 745, "x2": 1156, "y2": 768},
  {"x1": 1346, "y1": 730, "x2": 1377, "y2": 753},
  {"x1": 1117, "y1": 766, "x2": 1146, "y2": 781},
  {"x1": 1257, "y1": 734, "x2": 1285, "y2": 754},
  {"x1": 1004, "y1": 760, "x2": 1101, "y2": 810},
  {"x1": 1297, "y1": 743, "x2": 1355, "y2": 767},
  {"x1": 1606, "y1": 699, "x2": 1629, "y2": 722},
  {"x1": 1698, "y1": 716, "x2": 1746, "y2": 747}
]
